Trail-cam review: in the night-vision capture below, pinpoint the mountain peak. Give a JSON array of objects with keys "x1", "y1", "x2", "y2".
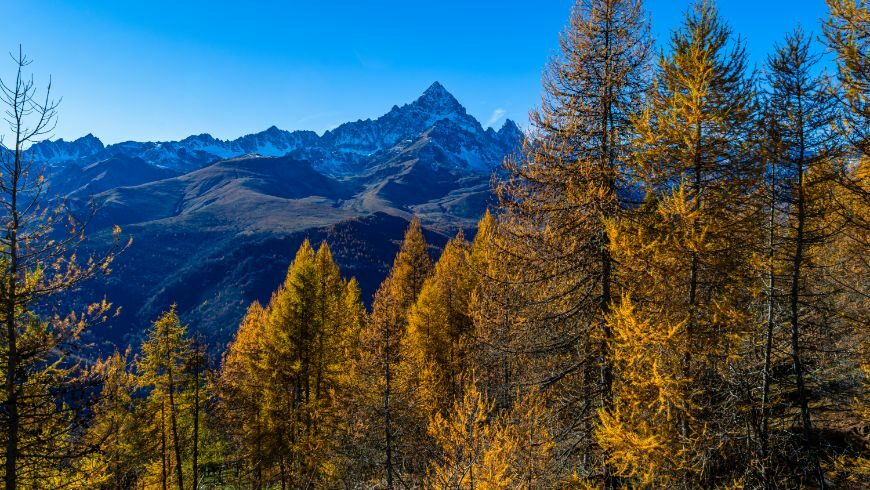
[
  {"x1": 422, "y1": 81, "x2": 449, "y2": 97},
  {"x1": 498, "y1": 119, "x2": 521, "y2": 135},
  {"x1": 414, "y1": 81, "x2": 464, "y2": 115}
]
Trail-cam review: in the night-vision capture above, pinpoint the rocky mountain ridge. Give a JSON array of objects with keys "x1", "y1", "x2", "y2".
[
  {"x1": 31, "y1": 82, "x2": 521, "y2": 175},
  {"x1": 37, "y1": 82, "x2": 523, "y2": 349}
]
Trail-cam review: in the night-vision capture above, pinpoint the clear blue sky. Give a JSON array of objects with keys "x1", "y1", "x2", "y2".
[{"x1": 1, "y1": 0, "x2": 830, "y2": 144}]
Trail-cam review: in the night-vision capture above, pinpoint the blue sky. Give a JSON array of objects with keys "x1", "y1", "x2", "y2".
[{"x1": 2, "y1": 0, "x2": 831, "y2": 144}]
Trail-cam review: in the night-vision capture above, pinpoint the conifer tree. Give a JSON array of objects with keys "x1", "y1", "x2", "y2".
[
  {"x1": 425, "y1": 380, "x2": 510, "y2": 489},
  {"x1": 599, "y1": 1, "x2": 760, "y2": 485},
  {"x1": 185, "y1": 338, "x2": 208, "y2": 490},
  {"x1": 819, "y1": 10, "x2": 870, "y2": 482},
  {"x1": 751, "y1": 103, "x2": 786, "y2": 490},
  {"x1": 823, "y1": 160, "x2": 870, "y2": 486},
  {"x1": 216, "y1": 301, "x2": 269, "y2": 488},
  {"x1": 259, "y1": 240, "x2": 351, "y2": 487},
  {"x1": 764, "y1": 27, "x2": 842, "y2": 489},
  {"x1": 823, "y1": 0, "x2": 870, "y2": 158},
  {"x1": 468, "y1": 211, "x2": 519, "y2": 414},
  {"x1": 259, "y1": 240, "x2": 318, "y2": 487},
  {"x1": 139, "y1": 308, "x2": 192, "y2": 490},
  {"x1": 426, "y1": 380, "x2": 555, "y2": 489},
  {"x1": 82, "y1": 349, "x2": 146, "y2": 489},
  {"x1": 491, "y1": 1, "x2": 652, "y2": 483},
  {"x1": 404, "y1": 231, "x2": 475, "y2": 420},
  {"x1": 0, "y1": 49, "x2": 126, "y2": 489},
  {"x1": 218, "y1": 240, "x2": 362, "y2": 488},
  {"x1": 350, "y1": 218, "x2": 432, "y2": 488}
]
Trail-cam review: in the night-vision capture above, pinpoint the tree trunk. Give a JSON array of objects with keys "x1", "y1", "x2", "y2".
[
  {"x1": 192, "y1": 362, "x2": 200, "y2": 490},
  {"x1": 161, "y1": 402, "x2": 168, "y2": 490},
  {"x1": 3, "y1": 136, "x2": 22, "y2": 490},
  {"x1": 788, "y1": 156, "x2": 826, "y2": 489},
  {"x1": 384, "y1": 316, "x2": 395, "y2": 490},
  {"x1": 600, "y1": 8, "x2": 618, "y2": 487},
  {"x1": 167, "y1": 362, "x2": 185, "y2": 490},
  {"x1": 759, "y1": 161, "x2": 777, "y2": 490}
]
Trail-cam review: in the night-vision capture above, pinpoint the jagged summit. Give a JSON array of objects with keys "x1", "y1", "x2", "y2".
[
  {"x1": 26, "y1": 133, "x2": 105, "y2": 164},
  {"x1": 30, "y1": 82, "x2": 522, "y2": 175},
  {"x1": 423, "y1": 80, "x2": 449, "y2": 96},
  {"x1": 498, "y1": 118, "x2": 521, "y2": 134},
  {"x1": 42, "y1": 82, "x2": 525, "y2": 346},
  {"x1": 413, "y1": 81, "x2": 465, "y2": 115}
]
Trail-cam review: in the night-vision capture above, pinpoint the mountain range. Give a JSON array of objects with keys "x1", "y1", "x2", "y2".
[{"x1": 36, "y1": 82, "x2": 523, "y2": 349}]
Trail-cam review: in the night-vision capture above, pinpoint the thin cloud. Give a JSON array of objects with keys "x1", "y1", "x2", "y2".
[{"x1": 486, "y1": 108, "x2": 507, "y2": 127}]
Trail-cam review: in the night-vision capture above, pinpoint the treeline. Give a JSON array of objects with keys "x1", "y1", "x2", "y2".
[{"x1": 0, "y1": 0, "x2": 867, "y2": 488}]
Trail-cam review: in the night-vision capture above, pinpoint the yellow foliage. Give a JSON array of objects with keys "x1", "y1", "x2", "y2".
[{"x1": 426, "y1": 380, "x2": 554, "y2": 490}]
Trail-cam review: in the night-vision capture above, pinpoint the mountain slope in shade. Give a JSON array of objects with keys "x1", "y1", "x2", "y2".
[
  {"x1": 48, "y1": 155, "x2": 180, "y2": 198},
  {"x1": 43, "y1": 82, "x2": 522, "y2": 349}
]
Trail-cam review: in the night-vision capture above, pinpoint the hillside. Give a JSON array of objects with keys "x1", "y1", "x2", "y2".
[{"x1": 41, "y1": 82, "x2": 521, "y2": 349}]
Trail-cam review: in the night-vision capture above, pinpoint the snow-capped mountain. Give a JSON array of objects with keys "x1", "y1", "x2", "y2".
[
  {"x1": 44, "y1": 82, "x2": 523, "y2": 348},
  {"x1": 26, "y1": 133, "x2": 105, "y2": 165},
  {"x1": 29, "y1": 82, "x2": 522, "y2": 175}
]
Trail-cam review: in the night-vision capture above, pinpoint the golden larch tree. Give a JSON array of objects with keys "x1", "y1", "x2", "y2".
[{"x1": 599, "y1": 1, "x2": 761, "y2": 486}]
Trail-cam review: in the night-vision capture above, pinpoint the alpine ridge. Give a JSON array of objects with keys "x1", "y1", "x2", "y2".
[
  {"x1": 32, "y1": 81, "x2": 521, "y2": 175},
  {"x1": 42, "y1": 82, "x2": 522, "y2": 349}
]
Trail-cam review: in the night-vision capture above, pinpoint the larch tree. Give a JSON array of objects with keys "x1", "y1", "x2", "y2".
[
  {"x1": 80, "y1": 349, "x2": 146, "y2": 489},
  {"x1": 764, "y1": 27, "x2": 842, "y2": 489},
  {"x1": 219, "y1": 240, "x2": 362, "y2": 488},
  {"x1": 184, "y1": 337, "x2": 208, "y2": 490},
  {"x1": 425, "y1": 379, "x2": 555, "y2": 490},
  {"x1": 468, "y1": 211, "x2": 522, "y2": 417},
  {"x1": 216, "y1": 301, "x2": 269, "y2": 489},
  {"x1": 490, "y1": 0, "x2": 652, "y2": 483},
  {"x1": 599, "y1": 1, "x2": 760, "y2": 486},
  {"x1": 823, "y1": 0, "x2": 870, "y2": 158},
  {"x1": 821, "y1": 8, "x2": 870, "y2": 483},
  {"x1": 138, "y1": 308, "x2": 192, "y2": 490},
  {"x1": 751, "y1": 102, "x2": 788, "y2": 490},
  {"x1": 260, "y1": 240, "x2": 318, "y2": 487},
  {"x1": 349, "y1": 217, "x2": 432, "y2": 488},
  {"x1": 259, "y1": 240, "x2": 354, "y2": 487},
  {"x1": 403, "y1": 231, "x2": 475, "y2": 421},
  {"x1": 0, "y1": 48, "x2": 126, "y2": 489},
  {"x1": 425, "y1": 380, "x2": 510, "y2": 490},
  {"x1": 823, "y1": 161, "x2": 870, "y2": 487}
]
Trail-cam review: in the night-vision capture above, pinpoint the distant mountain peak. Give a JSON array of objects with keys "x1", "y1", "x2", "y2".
[
  {"x1": 413, "y1": 81, "x2": 464, "y2": 116},
  {"x1": 26, "y1": 133, "x2": 105, "y2": 165},
  {"x1": 422, "y1": 81, "x2": 450, "y2": 98},
  {"x1": 182, "y1": 133, "x2": 216, "y2": 143},
  {"x1": 32, "y1": 82, "x2": 522, "y2": 176},
  {"x1": 498, "y1": 118, "x2": 520, "y2": 133}
]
